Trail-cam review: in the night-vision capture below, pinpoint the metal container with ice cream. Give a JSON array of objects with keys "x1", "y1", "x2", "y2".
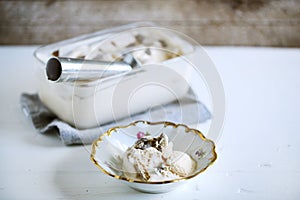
[{"x1": 34, "y1": 22, "x2": 199, "y2": 129}]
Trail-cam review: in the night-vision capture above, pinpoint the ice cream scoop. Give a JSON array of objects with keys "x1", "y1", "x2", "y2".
[
  {"x1": 122, "y1": 133, "x2": 196, "y2": 182},
  {"x1": 166, "y1": 151, "x2": 196, "y2": 177},
  {"x1": 46, "y1": 54, "x2": 140, "y2": 82}
]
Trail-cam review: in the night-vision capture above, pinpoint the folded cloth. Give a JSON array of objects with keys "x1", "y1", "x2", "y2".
[{"x1": 20, "y1": 93, "x2": 211, "y2": 145}]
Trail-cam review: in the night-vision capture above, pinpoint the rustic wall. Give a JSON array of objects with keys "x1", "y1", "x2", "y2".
[{"x1": 1, "y1": 0, "x2": 299, "y2": 46}]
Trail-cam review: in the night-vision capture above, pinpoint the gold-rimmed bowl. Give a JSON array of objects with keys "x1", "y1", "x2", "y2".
[{"x1": 90, "y1": 121, "x2": 217, "y2": 193}]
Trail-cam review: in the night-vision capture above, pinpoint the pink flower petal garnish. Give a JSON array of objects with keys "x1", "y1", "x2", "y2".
[{"x1": 137, "y1": 131, "x2": 145, "y2": 139}]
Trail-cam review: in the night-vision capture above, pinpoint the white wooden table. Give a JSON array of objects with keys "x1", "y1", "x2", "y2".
[{"x1": 0, "y1": 46, "x2": 299, "y2": 200}]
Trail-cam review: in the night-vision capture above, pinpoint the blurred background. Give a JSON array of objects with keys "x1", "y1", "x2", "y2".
[{"x1": 0, "y1": 0, "x2": 299, "y2": 47}]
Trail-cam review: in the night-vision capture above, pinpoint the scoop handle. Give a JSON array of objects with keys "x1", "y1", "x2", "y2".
[{"x1": 46, "y1": 57, "x2": 132, "y2": 82}]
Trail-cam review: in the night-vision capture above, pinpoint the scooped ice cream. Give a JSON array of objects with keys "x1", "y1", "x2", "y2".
[
  {"x1": 65, "y1": 30, "x2": 189, "y2": 65},
  {"x1": 122, "y1": 133, "x2": 196, "y2": 182}
]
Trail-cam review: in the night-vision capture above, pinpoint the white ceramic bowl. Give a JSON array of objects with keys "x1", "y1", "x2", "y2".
[{"x1": 91, "y1": 121, "x2": 217, "y2": 193}]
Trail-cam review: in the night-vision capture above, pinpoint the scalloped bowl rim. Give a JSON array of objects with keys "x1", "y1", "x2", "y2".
[{"x1": 90, "y1": 120, "x2": 217, "y2": 184}]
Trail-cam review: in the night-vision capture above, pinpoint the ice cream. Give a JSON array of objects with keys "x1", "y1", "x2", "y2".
[
  {"x1": 122, "y1": 133, "x2": 196, "y2": 182},
  {"x1": 65, "y1": 30, "x2": 188, "y2": 65}
]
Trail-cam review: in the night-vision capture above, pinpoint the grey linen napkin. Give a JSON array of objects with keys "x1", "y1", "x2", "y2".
[{"x1": 20, "y1": 93, "x2": 211, "y2": 145}]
